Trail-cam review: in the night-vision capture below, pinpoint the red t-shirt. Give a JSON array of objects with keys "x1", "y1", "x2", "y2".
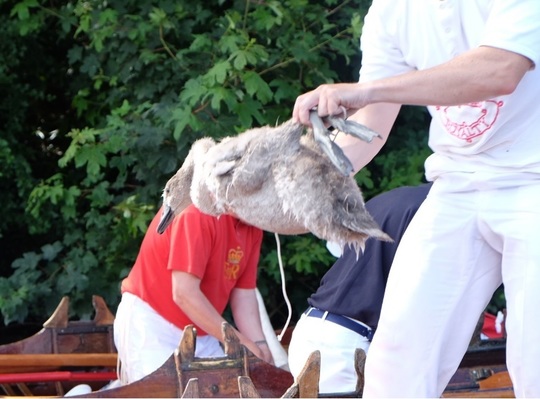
[{"x1": 121, "y1": 204, "x2": 263, "y2": 335}]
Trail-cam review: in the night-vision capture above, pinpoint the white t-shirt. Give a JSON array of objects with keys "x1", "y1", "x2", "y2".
[{"x1": 359, "y1": 0, "x2": 540, "y2": 184}]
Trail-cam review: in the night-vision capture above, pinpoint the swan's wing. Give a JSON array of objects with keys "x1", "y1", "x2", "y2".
[
  {"x1": 338, "y1": 204, "x2": 392, "y2": 243},
  {"x1": 205, "y1": 129, "x2": 261, "y2": 177}
]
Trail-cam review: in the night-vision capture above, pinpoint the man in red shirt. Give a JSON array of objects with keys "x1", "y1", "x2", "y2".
[{"x1": 113, "y1": 204, "x2": 273, "y2": 384}]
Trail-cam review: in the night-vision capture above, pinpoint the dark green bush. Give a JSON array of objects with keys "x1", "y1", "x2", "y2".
[{"x1": 0, "y1": 0, "x2": 429, "y2": 327}]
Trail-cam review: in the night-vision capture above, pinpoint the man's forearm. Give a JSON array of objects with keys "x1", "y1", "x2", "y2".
[
  {"x1": 338, "y1": 103, "x2": 399, "y2": 174},
  {"x1": 174, "y1": 288, "x2": 229, "y2": 341},
  {"x1": 366, "y1": 46, "x2": 532, "y2": 108}
]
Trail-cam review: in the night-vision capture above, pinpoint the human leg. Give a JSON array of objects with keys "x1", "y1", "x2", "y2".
[
  {"x1": 114, "y1": 293, "x2": 183, "y2": 384},
  {"x1": 486, "y1": 184, "x2": 540, "y2": 397},
  {"x1": 363, "y1": 184, "x2": 502, "y2": 397}
]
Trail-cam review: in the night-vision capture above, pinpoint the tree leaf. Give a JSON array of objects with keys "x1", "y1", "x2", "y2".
[{"x1": 243, "y1": 71, "x2": 273, "y2": 104}]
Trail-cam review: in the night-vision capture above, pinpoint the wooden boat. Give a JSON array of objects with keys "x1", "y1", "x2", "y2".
[
  {"x1": 0, "y1": 296, "x2": 513, "y2": 398},
  {"x1": 74, "y1": 322, "x2": 294, "y2": 398},
  {"x1": 0, "y1": 297, "x2": 294, "y2": 398},
  {"x1": 70, "y1": 324, "x2": 512, "y2": 398},
  {"x1": 0, "y1": 296, "x2": 117, "y2": 396},
  {"x1": 285, "y1": 341, "x2": 513, "y2": 399},
  {"x1": 443, "y1": 339, "x2": 512, "y2": 398}
]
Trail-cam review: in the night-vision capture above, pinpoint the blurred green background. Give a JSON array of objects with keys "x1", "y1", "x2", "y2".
[{"x1": 0, "y1": 0, "x2": 434, "y2": 337}]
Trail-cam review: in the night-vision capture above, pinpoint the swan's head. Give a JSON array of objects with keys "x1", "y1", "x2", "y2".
[
  {"x1": 156, "y1": 168, "x2": 193, "y2": 234},
  {"x1": 156, "y1": 137, "x2": 216, "y2": 234},
  {"x1": 156, "y1": 177, "x2": 177, "y2": 234}
]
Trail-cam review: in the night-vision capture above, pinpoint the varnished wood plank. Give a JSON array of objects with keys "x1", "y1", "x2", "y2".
[{"x1": 0, "y1": 353, "x2": 117, "y2": 369}]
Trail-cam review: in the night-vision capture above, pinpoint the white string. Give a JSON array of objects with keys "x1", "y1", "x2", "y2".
[{"x1": 275, "y1": 232, "x2": 292, "y2": 342}]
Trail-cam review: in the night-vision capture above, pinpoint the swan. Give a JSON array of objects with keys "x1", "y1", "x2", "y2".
[{"x1": 157, "y1": 111, "x2": 392, "y2": 254}]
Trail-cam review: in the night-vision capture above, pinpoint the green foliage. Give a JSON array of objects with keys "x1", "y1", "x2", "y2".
[
  {"x1": 0, "y1": 0, "x2": 430, "y2": 327},
  {"x1": 258, "y1": 233, "x2": 336, "y2": 323}
]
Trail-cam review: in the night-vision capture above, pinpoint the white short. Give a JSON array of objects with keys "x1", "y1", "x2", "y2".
[{"x1": 113, "y1": 292, "x2": 225, "y2": 384}]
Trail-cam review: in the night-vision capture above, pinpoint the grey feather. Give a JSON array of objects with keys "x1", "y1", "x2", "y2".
[{"x1": 157, "y1": 112, "x2": 392, "y2": 255}]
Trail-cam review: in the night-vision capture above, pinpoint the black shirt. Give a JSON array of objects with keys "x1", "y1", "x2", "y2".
[{"x1": 308, "y1": 183, "x2": 433, "y2": 330}]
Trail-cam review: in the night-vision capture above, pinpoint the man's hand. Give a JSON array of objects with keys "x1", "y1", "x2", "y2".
[{"x1": 293, "y1": 83, "x2": 365, "y2": 126}]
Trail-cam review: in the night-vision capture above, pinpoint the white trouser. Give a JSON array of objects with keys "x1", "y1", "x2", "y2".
[
  {"x1": 288, "y1": 311, "x2": 370, "y2": 394},
  {"x1": 256, "y1": 289, "x2": 289, "y2": 370},
  {"x1": 364, "y1": 174, "x2": 540, "y2": 398},
  {"x1": 113, "y1": 292, "x2": 225, "y2": 384}
]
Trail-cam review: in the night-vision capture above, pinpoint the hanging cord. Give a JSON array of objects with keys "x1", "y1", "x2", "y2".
[{"x1": 275, "y1": 232, "x2": 292, "y2": 342}]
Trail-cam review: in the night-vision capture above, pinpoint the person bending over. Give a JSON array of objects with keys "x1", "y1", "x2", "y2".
[{"x1": 114, "y1": 204, "x2": 273, "y2": 384}]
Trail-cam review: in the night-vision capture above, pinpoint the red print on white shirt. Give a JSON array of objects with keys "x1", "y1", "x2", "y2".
[{"x1": 436, "y1": 100, "x2": 504, "y2": 142}]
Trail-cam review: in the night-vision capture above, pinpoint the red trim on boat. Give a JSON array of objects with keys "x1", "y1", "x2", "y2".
[{"x1": 0, "y1": 371, "x2": 117, "y2": 383}]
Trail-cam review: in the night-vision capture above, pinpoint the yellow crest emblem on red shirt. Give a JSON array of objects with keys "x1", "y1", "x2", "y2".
[{"x1": 224, "y1": 247, "x2": 243, "y2": 280}]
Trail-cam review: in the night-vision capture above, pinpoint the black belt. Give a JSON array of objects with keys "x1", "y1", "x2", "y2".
[{"x1": 304, "y1": 307, "x2": 374, "y2": 341}]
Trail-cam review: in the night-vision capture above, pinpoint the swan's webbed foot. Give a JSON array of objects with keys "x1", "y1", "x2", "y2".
[
  {"x1": 309, "y1": 111, "x2": 354, "y2": 176},
  {"x1": 326, "y1": 115, "x2": 382, "y2": 143},
  {"x1": 309, "y1": 111, "x2": 381, "y2": 176}
]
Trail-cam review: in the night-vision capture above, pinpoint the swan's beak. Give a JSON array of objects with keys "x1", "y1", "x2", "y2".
[{"x1": 157, "y1": 205, "x2": 174, "y2": 234}]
